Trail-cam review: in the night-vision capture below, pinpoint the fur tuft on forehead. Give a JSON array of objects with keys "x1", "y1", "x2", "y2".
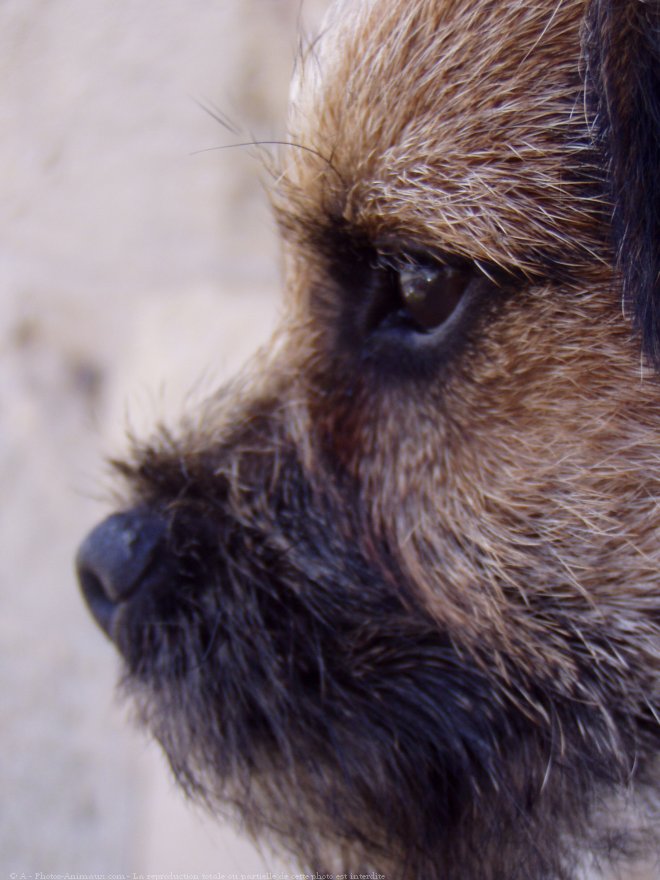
[{"x1": 284, "y1": 0, "x2": 608, "y2": 279}]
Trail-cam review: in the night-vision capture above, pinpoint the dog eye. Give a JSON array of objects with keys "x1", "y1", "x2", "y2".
[
  {"x1": 332, "y1": 242, "x2": 493, "y2": 366},
  {"x1": 366, "y1": 258, "x2": 473, "y2": 339},
  {"x1": 397, "y1": 262, "x2": 471, "y2": 331}
]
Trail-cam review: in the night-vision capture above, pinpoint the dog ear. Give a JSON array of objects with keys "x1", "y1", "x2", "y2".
[{"x1": 584, "y1": 0, "x2": 660, "y2": 366}]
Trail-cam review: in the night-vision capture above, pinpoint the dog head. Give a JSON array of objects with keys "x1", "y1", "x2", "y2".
[{"x1": 77, "y1": 1, "x2": 660, "y2": 877}]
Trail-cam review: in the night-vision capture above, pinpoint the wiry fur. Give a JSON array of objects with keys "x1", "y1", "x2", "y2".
[{"x1": 82, "y1": 0, "x2": 660, "y2": 877}]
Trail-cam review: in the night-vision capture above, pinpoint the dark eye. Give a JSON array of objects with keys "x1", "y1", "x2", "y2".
[
  {"x1": 397, "y1": 262, "x2": 472, "y2": 331},
  {"x1": 364, "y1": 257, "x2": 475, "y2": 339}
]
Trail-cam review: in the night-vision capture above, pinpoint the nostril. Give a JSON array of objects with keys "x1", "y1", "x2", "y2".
[
  {"x1": 77, "y1": 565, "x2": 119, "y2": 638},
  {"x1": 76, "y1": 509, "x2": 168, "y2": 638}
]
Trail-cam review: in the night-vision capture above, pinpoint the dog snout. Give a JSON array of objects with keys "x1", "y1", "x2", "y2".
[{"x1": 76, "y1": 509, "x2": 169, "y2": 640}]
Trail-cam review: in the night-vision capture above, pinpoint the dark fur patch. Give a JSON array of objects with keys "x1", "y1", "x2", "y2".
[{"x1": 584, "y1": 0, "x2": 660, "y2": 365}]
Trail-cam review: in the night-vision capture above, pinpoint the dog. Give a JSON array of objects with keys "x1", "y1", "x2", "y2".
[{"x1": 76, "y1": 0, "x2": 660, "y2": 877}]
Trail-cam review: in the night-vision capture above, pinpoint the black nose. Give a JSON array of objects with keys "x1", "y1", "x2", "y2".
[{"x1": 76, "y1": 509, "x2": 168, "y2": 639}]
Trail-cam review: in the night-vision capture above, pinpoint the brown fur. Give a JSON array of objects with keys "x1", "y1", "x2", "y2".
[{"x1": 77, "y1": 0, "x2": 660, "y2": 877}]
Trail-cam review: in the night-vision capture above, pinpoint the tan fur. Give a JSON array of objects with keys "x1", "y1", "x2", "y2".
[
  {"x1": 270, "y1": 0, "x2": 660, "y2": 680},
  {"x1": 284, "y1": 0, "x2": 607, "y2": 274}
]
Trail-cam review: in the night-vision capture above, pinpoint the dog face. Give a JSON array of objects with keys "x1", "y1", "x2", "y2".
[{"x1": 77, "y1": 0, "x2": 660, "y2": 878}]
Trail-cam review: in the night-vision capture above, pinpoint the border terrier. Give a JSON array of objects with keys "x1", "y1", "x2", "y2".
[{"x1": 77, "y1": 0, "x2": 660, "y2": 877}]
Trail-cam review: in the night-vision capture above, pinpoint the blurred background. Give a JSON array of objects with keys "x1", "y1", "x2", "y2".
[{"x1": 1, "y1": 0, "x2": 326, "y2": 873}]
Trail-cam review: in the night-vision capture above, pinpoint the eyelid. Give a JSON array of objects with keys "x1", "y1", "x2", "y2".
[
  {"x1": 373, "y1": 247, "x2": 509, "y2": 287},
  {"x1": 375, "y1": 248, "x2": 467, "y2": 274}
]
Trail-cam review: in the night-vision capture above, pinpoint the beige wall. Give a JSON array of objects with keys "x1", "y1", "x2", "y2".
[{"x1": 1, "y1": 0, "x2": 325, "y2": 873}]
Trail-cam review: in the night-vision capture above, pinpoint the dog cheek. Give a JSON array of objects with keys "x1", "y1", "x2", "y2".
[{"x1": 340, "y1": 288, "x2": 660, "y2": 669}]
